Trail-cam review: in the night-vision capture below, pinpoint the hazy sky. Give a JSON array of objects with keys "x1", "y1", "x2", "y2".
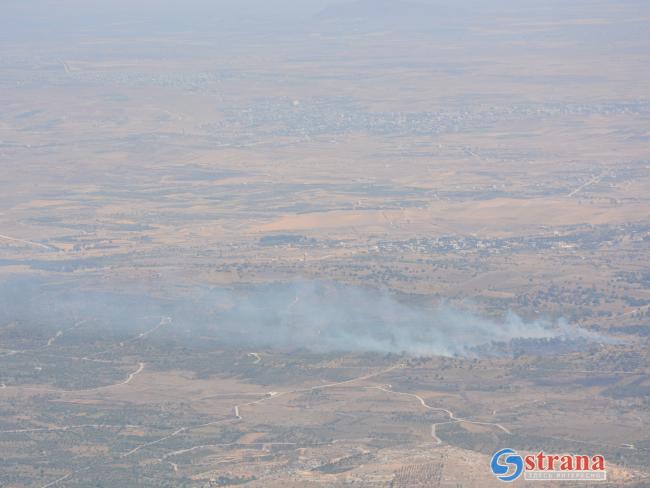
[
  {"x1": 3, "y1": 0, "x2": 648, "y2": 42},
  {"x1": 1, "y1": 0, "x2": 345, "y2": 39}
]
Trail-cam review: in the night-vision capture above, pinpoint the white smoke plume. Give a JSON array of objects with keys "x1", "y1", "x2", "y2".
[
  {"x1": 193, "y1": 280, "x2": 598, "y2": 356},
  {"x1": 0, "y1": 277, "x2": 606, "y2": 356}
]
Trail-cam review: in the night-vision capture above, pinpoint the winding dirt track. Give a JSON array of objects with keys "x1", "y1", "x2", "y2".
[
  {"x1": 0, "y1": 233, "x2": 53, "y2": 250},
  {"x1": 34, "y1": 363, "x2": 406, "y2": 487},
  {"x1": 27, "y1": 359, "x2": 514, "y2": 487},
  {"x1": 2, "y1": 362, "x2": 145, "y2": 395},
  {"x1": 566, "y1": 172, "x2": 606, "y2": 198},
  {"x1": 368, "y1": 385, "x2": 511, "y2": 443}
]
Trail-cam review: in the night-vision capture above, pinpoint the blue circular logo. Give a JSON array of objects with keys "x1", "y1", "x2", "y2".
[{"x1": 491, "y1": 448, "x2": 524, "y2": 482}]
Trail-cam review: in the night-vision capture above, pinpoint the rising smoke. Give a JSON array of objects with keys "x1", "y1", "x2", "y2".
[{"x1": 0, "y1": 277, "x2": 604, "y2": 356}]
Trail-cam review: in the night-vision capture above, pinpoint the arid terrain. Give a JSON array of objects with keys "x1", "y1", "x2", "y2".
[{"x1": 1, "y1": 0, "x2": 649, "y2": 486}]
